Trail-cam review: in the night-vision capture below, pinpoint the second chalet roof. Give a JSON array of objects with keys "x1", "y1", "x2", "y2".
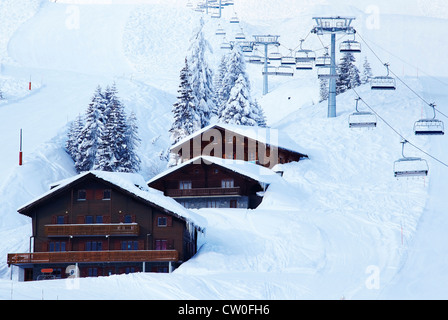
[
  {"x1": 147, "y1": 156, "x2": 284, "y2": 187},
  {"x1": 18, "y1": 171, "x2": 206, "y2": 231},
  {"x1": 170, "y1": 123, "x2": 308, "y2": 157}
]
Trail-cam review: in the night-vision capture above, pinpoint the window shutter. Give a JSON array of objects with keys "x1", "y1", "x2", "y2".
[
  {"x1": 77, "y1": 215, "x2": 85, "y2": 224},
  {"x1": 167, "y1": 216, "x2": 173, "y2": 227},
  {"x1": 64, "y1": 215, "x2": 69, "y2": 224},
  {"x1": 51, "y1": 215, "x2": 57, "y2": 224},
  {"x1": 168, "y1": 239, "x2": 174, "y2": 250},
  {"x1": 132, "y1": 215, "x2": 136, "y2": 223},
  {"x1": 103, "y1": 215, "x2": 111, "y2": 223}
]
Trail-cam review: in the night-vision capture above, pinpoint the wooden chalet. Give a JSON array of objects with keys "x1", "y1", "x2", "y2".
[
  {"x1": 7, "y1": 171, "x2": 205, "y2": 281},
  {"x1": 170, "y1": 123, "x2": 308, "y2": 169},
  {"x1": 148, "y1": 156, "x2": 283, "y2": 210}
]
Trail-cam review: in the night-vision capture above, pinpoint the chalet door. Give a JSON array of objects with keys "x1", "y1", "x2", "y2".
[{"x1": 230, "y1": 200, "x2": 237, "y2": 208}]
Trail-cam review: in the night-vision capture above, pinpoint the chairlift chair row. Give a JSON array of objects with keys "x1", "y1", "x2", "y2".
[
  {"x1": 393, "y1": 140, "x2": 429, "y2": 178},
  {"x1": 414, "y1": 103, "x2": 445, "y2": 136}
]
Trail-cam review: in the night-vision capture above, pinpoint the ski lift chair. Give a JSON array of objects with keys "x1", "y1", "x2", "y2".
[
  {"x1": 371, "y1": 63, "x2": 396, "y2": 90},
  {"x1": 317, "y1": 65, "x2": 338, "y2": 79},
  {"x1": 276, "y1": 66, "x2": 294, "y2": 77},
  {"x1": 414, "y1": 103, "x2": 445, "y2": 135},
  {"x1": 235, "y1": 28, "x2": 246, "y2": 40},
  {"x1": 281, "y1": 56, "x2": 296, "y2": 66},
  {"x1": 216, "y1": 25, "x2": 226, "y2": 36},
  {"x1": 230, "y1": 14, "x2": 239, "y2": 23},
  {"x1": 220, "y1": 39, "x2": 232, "y2": 50},
  {"x1": 315, "y1": 49, "x2": 331, "y2": 67},
  {"x1": 348, "y1": 98, "x2": 377, "y2": 129},
  {"x1": 340, "y1": 40, "x2": 361, "y2": 53},
  {"x1": 393, "y1": 140, "x2": 429, "y2": 178},
  {"x1": 268, "y1": 51, "x2": 282, "y2": 61},
  {"x1": 296, "y1": 58, "x2": 314, "y2": 70},
  {"x1": 262, "y1": 66, "x2": 278, "y2": 76},
  {"x1": 295, "y1": 39, "x2": 316, "y2": 69}
]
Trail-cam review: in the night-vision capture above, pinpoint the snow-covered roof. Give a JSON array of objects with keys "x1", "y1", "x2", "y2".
[
  {"x1": 147, "y1": 156, "x2": 283, "y2": 187},
  {"x1": 18, "y1": 171, "x2": 206, "y2": 231},
  {"x1": 170, "y1": 123, "x2": 308, "y2": 156}
]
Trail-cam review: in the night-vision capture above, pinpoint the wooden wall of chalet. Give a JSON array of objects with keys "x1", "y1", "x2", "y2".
[
  {"x1": 172, "y1": 127, "x2": 304, "y2": 168},
  {"x1": 28, "y1": 176, "x2": 194, "y2": 262},
  {"x1": 149, "y1": 162, "x2": 263, "y2": 197}
]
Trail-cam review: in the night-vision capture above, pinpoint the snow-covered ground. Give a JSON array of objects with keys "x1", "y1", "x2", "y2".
[{"x1": 0, "y1": 0, "x2": 447, "y2": 300}]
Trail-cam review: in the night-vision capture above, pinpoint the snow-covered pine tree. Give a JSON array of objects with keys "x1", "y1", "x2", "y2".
[
  {"x1": 169, "y1": 58, "x2": 201, "y2": 146},
  {"x1": 361, "y1": 56, "x2": 373, "y2": 85},
  {"x1": 75, "y1": 86, "x2": 106, "y2": 173},
  {"x1": 94, "y1": 83, "x2": 128, "y2": 172},
  {"x1": 319, "y1": 78, "x2": 329, "y2": 102},
  {"x1": 253, "y1": 99, "x2": 267, "y2": 127},
  {"x1": 65, "y1": 114, "x2": 84, "y2": 160},
  {"x1": 336, "y1": 52, "x2": 361, "y2": 95},
  {"x1": 122, "y1": 111, "x2": 142, "y2": 173},
  {"x1": 188, "y1": 17, "x2": 216, "y2": 128},
  {"x1": 214, "y1": 54, "x2": 228, "y2": 107},
  {"x1": 218, "y1": 73, "x2": 258, "y2": 126},
  {"x1": 217, "y1": 43, "x2": 249, "y2": 109}
]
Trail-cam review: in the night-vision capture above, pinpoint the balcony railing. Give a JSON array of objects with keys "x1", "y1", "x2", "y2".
[
  {"x1": 7, "y1": 250, "x2": 178, "y2": 266},
  {"x1": 45, "y1": 223, "x2": 139, "y2": 237},
  {"x1": 166, "y1": 187, "x2": 241, "y2": 198}
]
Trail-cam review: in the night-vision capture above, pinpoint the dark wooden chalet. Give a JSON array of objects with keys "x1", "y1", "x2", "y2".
[
  {"x1": 148, "y1": 156, "x2": 282, "y2": 210},
  {"x1": 170, "y1": 123, "x2": 308, "y2": 169},
  {"x1": 7, "y1": 171, "x2": 205, "y2": 281}
]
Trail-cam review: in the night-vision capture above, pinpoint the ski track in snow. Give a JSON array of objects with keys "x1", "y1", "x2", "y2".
[{"x1": 0, "y1": 0, "x2": 447, "y2": 300}]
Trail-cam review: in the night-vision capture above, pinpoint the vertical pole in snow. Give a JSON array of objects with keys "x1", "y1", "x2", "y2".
[
  {"x1": 263, "y1": 44, "x2": 269, "y2": 95},
  {"x1": 29, "y1": 75, "x2": 32, "y2": 91},
  {"x1": 328, "y1": 33, "x2": 337, "y2": 118},
  {"x1": 19, "y1": 129, "x2": 23, "y2": 166}
]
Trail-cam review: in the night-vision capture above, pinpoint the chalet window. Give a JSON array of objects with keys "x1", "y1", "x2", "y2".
[
  {"x1": 155, "y1": 239, "x2": 167, "y2": 250},
  {"x1": 158, "y1": 217, "x2": 167, "y2": 227},
  {"x1": 121, "y1": 240, "x2": 138, "y2": 250},
  {"x1": 103, "y1": 189, "x2": 111, "y2": 200},
  {"x1": 179, "y1": 181, "x2": 192, "y2": 190},
  {"x1": 49, "y1": 241, "x2": 66, "y2": 252},
  {"x1": 221, "y1": 179, "x2": 234, "y2": 188},
  {"x1": 77, "y1": 189, "x2": 86, "y2": 201},
  {"x1": 207, "y1": 200, "x2": 218, "y2": 208},
  {"x1": 124, "y1": 215, "x2": 133, "y2": 223},
  {"x1": 88, "y1": 268, "x2": 98, "y2": 277},
  {"x1": 56, "y1": 215, "x2": 65, "y2": 224},
  {"x1": 86, "y1": 241, "x2": 102, "y2": 251},
  {"x1": 96, "y1": 215, "x2": 103, "y2": 224},
  {"x1": 85, "y1": 215, "x2": 93, "y2": 224}
]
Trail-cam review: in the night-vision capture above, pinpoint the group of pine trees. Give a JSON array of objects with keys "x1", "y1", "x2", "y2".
[
  {"x1": 169, "y1": 18, "x2": 266, "y2": 147},
  {"x1": 66, "y1": 84, "x2": 141, "y2": 174},
  {"x1": 319, "y1": 54, "x2": 373, "y2": 102}
]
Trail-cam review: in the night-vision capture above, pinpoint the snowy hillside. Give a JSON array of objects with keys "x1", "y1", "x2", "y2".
[{"x1": 1, "y1": 0, "x2": 448, "y2": 300}]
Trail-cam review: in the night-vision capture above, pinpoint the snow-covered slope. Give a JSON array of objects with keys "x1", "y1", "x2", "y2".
[{"x1": 0, "y1": 0, "x2": 447, "y2": 300}]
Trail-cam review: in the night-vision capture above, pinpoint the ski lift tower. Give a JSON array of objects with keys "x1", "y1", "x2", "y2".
[
  {"x1": 311, "y1": 17, "x2": 356, "y2": 118},
  {"x1": 253, "y1": 35, "x2": 280, "y2": 95}
]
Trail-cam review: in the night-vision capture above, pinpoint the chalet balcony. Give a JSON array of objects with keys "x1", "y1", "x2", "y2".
[
  {"x1": 7, "y1": 250, "x2": 178, "y2": 266},
  {"x1": 45, "y1": 223, "x2": 139, "y2": 237},
  {"x1": 165, "y1": 187, "x2": 241, "y2": 198}
]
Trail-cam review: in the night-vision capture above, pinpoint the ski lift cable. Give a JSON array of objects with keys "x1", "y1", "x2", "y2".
[
  {"x1": 356, "y1": 32, "x2": 447, "y2": 120},
  {"x1": 351, "y1": 87, "x2": 448, "y2": 169}
]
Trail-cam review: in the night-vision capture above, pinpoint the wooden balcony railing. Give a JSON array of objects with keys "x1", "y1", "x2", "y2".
[
  {"x1": 7, "y1": 250, "x2": 178, "y2": 266},
  {"x1": 45, "y1": 223, "x2": 139, "y2": 237},
  {"x1": 166, "y1": 187, "x2": 241, "y2": 198}
]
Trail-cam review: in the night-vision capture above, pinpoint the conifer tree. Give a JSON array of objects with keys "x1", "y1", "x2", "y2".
[
  {"x1": 336, "y1": 52, "x2": 361, "y2": 95},
  {"x1": 76, "y1": 86, "x2": 106, "y2": 173},
  {"x1": 361, "y1": 56, "x2": 373, "y2": 84},
  {"x1": 319, "y1": 78, "x2": 329, "y2": 102},
  {"x1": 218, "y1": 74, "x2": 258, "y2": 126},
  {"x1": 169, "y1": 58, "x2": 201, "y2": 146},
  {"x1": 188, "y1": 17, "x2": 216, "y2": 128}
]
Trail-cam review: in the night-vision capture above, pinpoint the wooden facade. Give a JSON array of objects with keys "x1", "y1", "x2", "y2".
[
  {"x1": 8, "y1": 172, "x2": 202, "y2": 281},
  {"x1": 148, "y1": 157, "x2": 273, "y2": 210},
  {"x1": 170, "y1": 124, "x2": 308, "y2": 169}
]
